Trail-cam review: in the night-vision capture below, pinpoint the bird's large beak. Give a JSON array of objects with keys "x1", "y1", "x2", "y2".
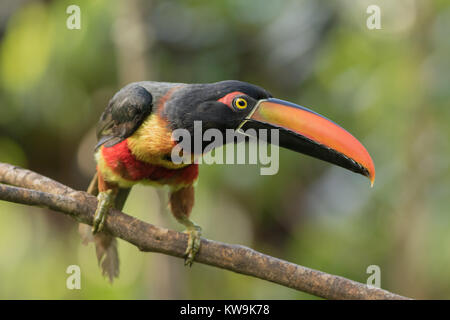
[{"x1": 238, "y1": 98, "x2": 375, "y2": 185}]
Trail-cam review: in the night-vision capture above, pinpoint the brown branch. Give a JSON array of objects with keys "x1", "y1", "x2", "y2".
[{"x1": 0, "y1": 162, "x2": 410, "y2": 300}]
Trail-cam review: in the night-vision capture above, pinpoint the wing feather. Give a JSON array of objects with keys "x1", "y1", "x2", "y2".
[{"x1": 95, "y1": 84, "x2": 153, "y2": 150}]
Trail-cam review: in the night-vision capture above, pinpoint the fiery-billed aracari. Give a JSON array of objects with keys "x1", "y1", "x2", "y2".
[{"x1": 79, "y1": 80, "x2": 375, "y2": 281}]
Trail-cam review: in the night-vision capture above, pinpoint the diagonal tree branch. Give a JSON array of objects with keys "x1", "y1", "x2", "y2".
[{"x1": 0, "y1": 162, "x2": 410, "y2": 300}]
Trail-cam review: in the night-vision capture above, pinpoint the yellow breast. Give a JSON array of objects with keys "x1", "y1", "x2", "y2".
[{"x1": 126, "y1": 114, "x2": 188, "y2": 169}]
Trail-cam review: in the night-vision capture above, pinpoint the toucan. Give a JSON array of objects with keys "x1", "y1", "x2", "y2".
[{"x1": 79, "y1": 80, "x2": 375, "y2": 281}]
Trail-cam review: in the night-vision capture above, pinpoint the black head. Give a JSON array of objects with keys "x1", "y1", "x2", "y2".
[{"x1": 162, "y1": 80, "x2": 272, "y2": 135}]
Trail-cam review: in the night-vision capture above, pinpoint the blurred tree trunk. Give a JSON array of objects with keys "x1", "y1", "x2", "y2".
[{"x1": 389, "y1": 2, "x2": 435, "y2": 298}]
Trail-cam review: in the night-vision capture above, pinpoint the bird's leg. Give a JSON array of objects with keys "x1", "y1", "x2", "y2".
[
  {"x1": 179, "y1": 217, "x2": 202, "y2": 267},
  {"x1": 92, "y1": 173, "x2": 117, "y2": 234},
  {"x1": 169, "y1": 185, "x2": 201, "y2": 266}
]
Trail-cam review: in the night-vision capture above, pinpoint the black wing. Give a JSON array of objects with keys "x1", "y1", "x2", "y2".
[{"x1": 95, "y1": 84, "x2": 153, "y2": 150}]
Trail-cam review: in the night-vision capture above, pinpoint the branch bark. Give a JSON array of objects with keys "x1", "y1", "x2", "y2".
[{"x1": 0, "y1": 162, "x2": 410, "y2": 300}]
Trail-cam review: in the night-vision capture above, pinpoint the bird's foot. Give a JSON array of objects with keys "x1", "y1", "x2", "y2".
[
  {"x1": 183, "y1": 223, "x2": 202, "y2": 267},
  {"x1": 92, "y1": 189, "x2": 115, "y2": 234}
]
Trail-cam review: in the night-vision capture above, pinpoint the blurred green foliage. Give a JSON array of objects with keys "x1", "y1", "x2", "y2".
[{"x1": 0, "y1": 0, "x2": 449, "y2": 299}]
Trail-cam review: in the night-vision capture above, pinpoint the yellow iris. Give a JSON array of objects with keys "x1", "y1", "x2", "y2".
[{"x1": 235, "y1": 97, "x2": 247, "y2": 109}]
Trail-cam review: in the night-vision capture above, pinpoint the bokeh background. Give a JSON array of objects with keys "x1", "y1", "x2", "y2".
[{"x1": 0, "y1": 0, "x2": 449, "y2": 299}]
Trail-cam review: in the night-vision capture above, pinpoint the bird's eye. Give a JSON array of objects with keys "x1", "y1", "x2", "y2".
[{"x1": 234, "y1": 97, "x2": 248, "y2": 109}]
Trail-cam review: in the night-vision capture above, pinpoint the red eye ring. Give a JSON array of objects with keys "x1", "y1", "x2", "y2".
[{"x1": 217, "y1": 91, "x2": 246, "y2": 109}]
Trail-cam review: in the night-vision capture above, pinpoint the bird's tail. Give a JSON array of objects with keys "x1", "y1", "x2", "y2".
[{"x1": 79, "y1": 172, "x2": 130, "y2": 282}]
